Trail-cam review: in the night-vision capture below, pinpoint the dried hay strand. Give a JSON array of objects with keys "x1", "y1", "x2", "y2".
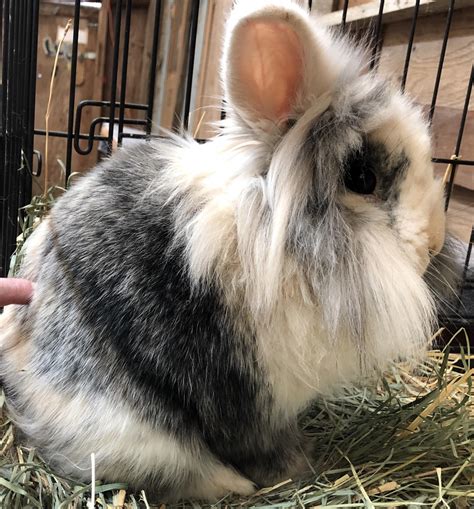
[{"x1": 0, "y1": 332, "x2": 472, "y2": 508}]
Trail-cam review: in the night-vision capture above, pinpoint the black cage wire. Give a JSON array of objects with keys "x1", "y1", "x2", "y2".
[{"x1": 0, "y1": 0, "x2": 472, "y2": 337}]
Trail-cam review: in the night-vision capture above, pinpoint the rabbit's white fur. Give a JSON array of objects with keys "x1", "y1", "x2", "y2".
[
  {"x1": 147, "y1": 1, "x2": 444, "y2": 413},
  {"x1": 149, "y1": 110, "x2": 439, "y2": 416},
  {"x1": 2, "y1": 368, "x2": 255, "y2": 498}
]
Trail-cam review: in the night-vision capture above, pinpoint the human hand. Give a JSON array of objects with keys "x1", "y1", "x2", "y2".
[{"x1": 0, "y1": 278, "x2": 34, "y2": 307}]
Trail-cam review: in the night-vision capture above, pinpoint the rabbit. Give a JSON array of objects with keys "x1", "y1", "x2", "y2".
[{"x1": 0, "y1": 0, "x2": 459, "y2": 501}]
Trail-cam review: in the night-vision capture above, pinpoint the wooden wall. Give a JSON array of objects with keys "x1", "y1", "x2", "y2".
[
  {"x1": 100, "y1": 0, "x2": 152, "y2": 120},
  {"x1": 33, "y1": 2, "x2": 101, "y2": 195},
  {"x1": 378, "y1": 7, "x2": 474, "y2": 190},
  {"x1": 33, "y1": 0, "x2": 473, "y2": 200},
  {"x1": 319, "y1": 1, "x2": 473, "y2": 192},
  {"x1": 189, "y1": 0, "x2": 234, "y2": 138},
  {"x1": 151, "y1": 0, "x2": 193, "y2": 132},
  {"x1": 33, "y1": 0, "x2": 154, "y2": 194}
]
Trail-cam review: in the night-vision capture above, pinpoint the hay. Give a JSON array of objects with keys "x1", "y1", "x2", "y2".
[
  {"x1": 9, "y1": 178, "x2": 78, "y2": 278},
  {"x1": 0, "y1": 334, "x2": 472, "y2": 508}
]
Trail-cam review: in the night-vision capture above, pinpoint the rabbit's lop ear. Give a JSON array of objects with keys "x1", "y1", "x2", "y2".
[{"x1": 223, "y1": 2, "x2": 334, "y2": 128}]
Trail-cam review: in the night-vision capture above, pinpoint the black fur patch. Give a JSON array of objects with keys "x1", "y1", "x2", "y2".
[
  {"x1": 12, "y1": 142, "x2": 303, "y2": 488},
  {"x1": 344, "y1": 139, "x2": 409, "y2": 203}
]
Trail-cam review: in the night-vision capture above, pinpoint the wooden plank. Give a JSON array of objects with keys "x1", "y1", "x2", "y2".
[
  {"x1": 100, "y1": 2, "x2": 150, "y2": 123},
  {"x1": 190, "y1": 0, "x2": 234, "y2": 138},
  {"x1": 152, "y1": 0, "x2": 192, "y2": 131},
  {"x1": 336, "y1": 0, "x2": 371, "y2": 8},
  {"x1": 191, "y1": 0, "x2": 212, "y2": 132},
  {"x1": 93, "y1": 0, "x2": 110, "y2": 101},
  {"x1": 431, "y1": 107, "x2": 473, "y2": 190},
  {"x1": 312, "y1": 0, "x2": 339, "y2": 15},
  {"x1": 151, "y1": 0, "x2": 173, "y2": 130},
  {"x1": 441, "y1": 181, "x2": 474, "y2": 243},
  {"x1": 378, "y1": 8, "x2": 474, "y2": 109},
  {"x1": 166, "y1": 0, "x2": 192, "y2": 129},
  {"x1": 319, "y1": 0, "x2": 474, "y2": 27},
  {"x1": 111, "y1": 0, "x2": 150, "y2": 6},
  {"x1": 377, "y1": 7, "x2": 473, "y2": 190},
  {"x1": 139, "y1": 0, "x2": 158, "y2": 104},
  {"x1": 40, "y1": 2, "x2": 100, "y2": 20},
  {"x1": 33, "y1": 10, "x2": 100, "y2": 194},
  {"x1": 122, "y1": 5, "x2": 150, "y2": 110}
]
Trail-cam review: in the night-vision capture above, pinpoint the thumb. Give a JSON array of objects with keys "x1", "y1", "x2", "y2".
[{"x1": 0, "y1": 278, "x2": 35, "y2": 307}]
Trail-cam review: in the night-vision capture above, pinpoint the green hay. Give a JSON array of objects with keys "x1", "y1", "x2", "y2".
[
  {"x1": 8, "y1": 187, "x2": 60, "y2": 277},
  {"x1": 8, "y1": 175, "x2": 78, "y2": 278},
  {"x1": 1, "y1": 191, "x2": 472, "y2": 508}
]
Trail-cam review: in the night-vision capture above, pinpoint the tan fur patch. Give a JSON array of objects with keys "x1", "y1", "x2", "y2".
[{"x1": 0, "y1": 310, "x2": 32, "y2": 372}]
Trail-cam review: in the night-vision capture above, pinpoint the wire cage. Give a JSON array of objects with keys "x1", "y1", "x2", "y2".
[{"x1": 0, "y1": 0, "x2": 472, "y2": 338}]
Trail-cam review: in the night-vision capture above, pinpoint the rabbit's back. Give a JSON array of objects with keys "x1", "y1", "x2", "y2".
[{"x1": 0, "y1": 141, "x2": 303, "y2": 496}]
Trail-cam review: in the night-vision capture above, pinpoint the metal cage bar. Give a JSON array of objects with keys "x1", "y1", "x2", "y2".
[
  {"x1": 65, "y1": 0, "x2": 81, "y2": 181},
  {"x1": 428, "y1": 0, "x2": 455, "y2": 124},
  {"x1": 118, "y1": 0, "x2": 133, "y2": 146},
  {"x1": 370, "y1": 0, "x2": 385, "y2": 70},
  {"x1": 341, "y1": 0, "x2": 350, "y2": 29},
  {"x1": 0, "y1": 0, "x2": 40, "y2": 277},
  {"x1": 146, "y1": 0, "x2": 162, "y2": 136},
  {"x1": 445, "y1": 66, "x2": 473, "y2": 210},
  {"x1": 183, "y1": 0, "x2": 200, "y2": 131},
  {"x1": 107, "y1": 0, "x2": 124, "y2": 156},
  {"x1": 400, "y1": 0, "x2": 420, "y2": 92}
]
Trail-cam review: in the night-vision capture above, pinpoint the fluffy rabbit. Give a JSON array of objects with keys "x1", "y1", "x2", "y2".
[{"x1": 0, "y1": 0, "x2": 455, "y2": 501}]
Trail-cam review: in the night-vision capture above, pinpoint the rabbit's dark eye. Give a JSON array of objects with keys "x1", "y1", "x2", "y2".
[{"x1": 344, "y1": 150, "x2": 377, "y2": 195}]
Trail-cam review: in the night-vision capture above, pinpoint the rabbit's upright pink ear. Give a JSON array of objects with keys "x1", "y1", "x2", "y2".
[
  {"x1": 223, "y1": 2, "x2": 334, "y2": 127},
  {"x1": 227, "y1": 19, "x2": 303, "y2": 122}
]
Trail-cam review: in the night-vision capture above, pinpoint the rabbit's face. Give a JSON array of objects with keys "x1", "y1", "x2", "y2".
[
  {"x1": 319, "y1": 80, "x2": 446, "y2": 276},
  {"x1": 223, "y1": 1, "x2": 446, "y2": 279}
]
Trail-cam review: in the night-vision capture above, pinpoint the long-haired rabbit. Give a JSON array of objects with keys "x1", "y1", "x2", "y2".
[{"x1": 0, "y1": 0, "x2": 457, "y2": 500}]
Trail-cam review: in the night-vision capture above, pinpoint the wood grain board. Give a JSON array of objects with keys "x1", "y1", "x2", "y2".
[
  {"x1": 32, "y1": 8, "x2": 100, "y2": 195},
  {"x1": 190, "y1": 0, "x2": 234, "y2": 139},
  {"x1": 445, "y1": 185, "x2": 473, "y2": 243},
  {"x1": 151, "y1": 0, "x2": 192, "y2": 131},
  {"x1": 378, "y1": 7, "x2": 474, "y2": 190},
  {"x1": 322, "y1": 0, "x2": 474, "y2": 27}
]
